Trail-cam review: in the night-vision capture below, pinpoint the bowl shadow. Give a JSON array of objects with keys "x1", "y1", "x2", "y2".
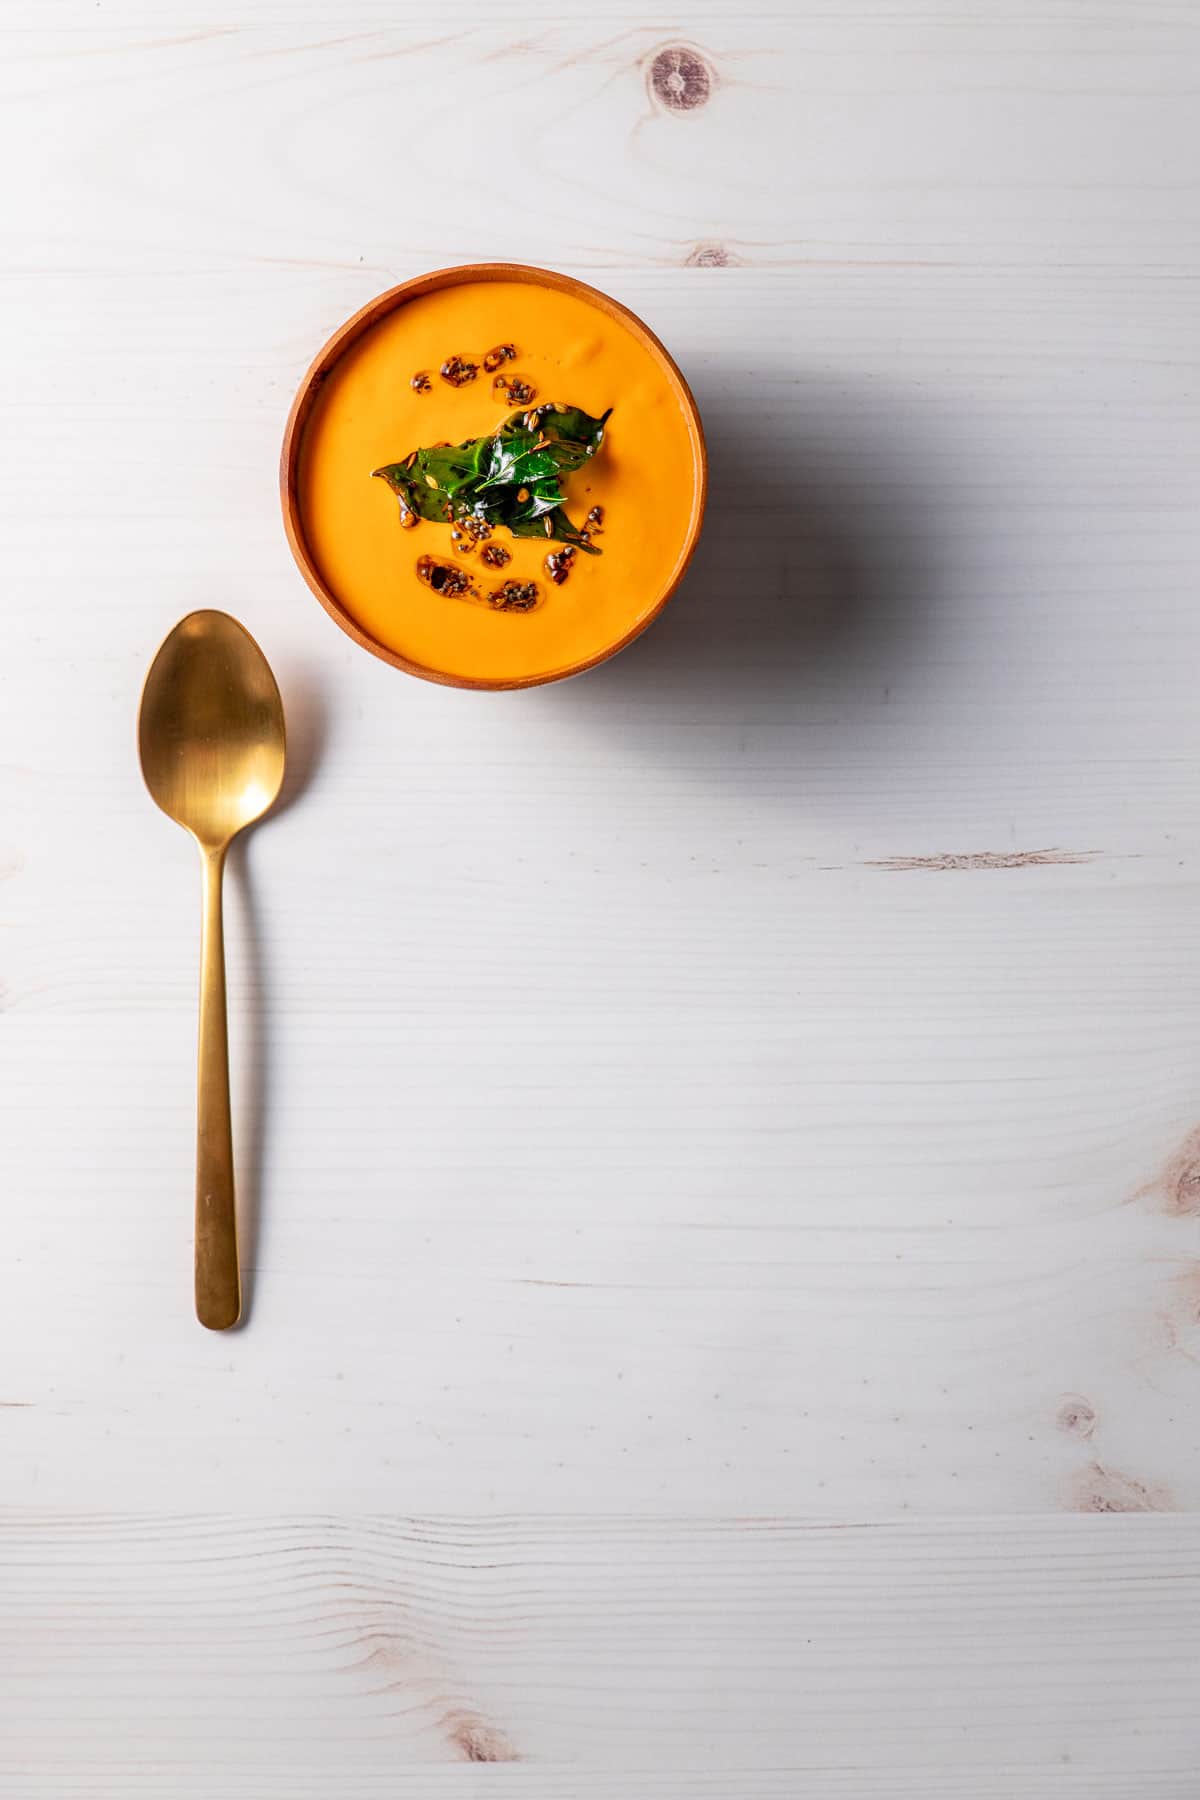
[{"x1": 538, "y1": 362, "x2": 944, "y2": 787}]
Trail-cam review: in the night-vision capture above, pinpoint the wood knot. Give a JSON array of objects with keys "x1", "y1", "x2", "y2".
[
  {"x1": 443, "y1": 1710, "x2": 519, "y2": 1764},
  {"x1": 1068, "y1": 1461, "x2": 1171, "y2": 1514},
  {"x1": 1171, "y1": 1160, "x2": 1200, "y2": 1215},
  {"x1": 648, "y1": 44, "x2": 715, "y2": 113},
  {"x1": 1056, "y1": 1396, "x2": 1096, "y2": 1439},
  {"x1": 686, "y1": 243, "x2": 739, "y2": 267},
  {"x1": 1137, "y1": 1125, "x2": 1200, "y2": 1217}
]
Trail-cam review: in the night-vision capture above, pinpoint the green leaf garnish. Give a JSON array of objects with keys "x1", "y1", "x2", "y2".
[{"x1": 373, "y1": 404, "x2": 610, "y2": 553}]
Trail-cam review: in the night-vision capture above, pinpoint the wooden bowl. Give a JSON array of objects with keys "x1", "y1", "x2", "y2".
[{"x1": 280, "y1": 263, "x2": 707, "y2": 690}]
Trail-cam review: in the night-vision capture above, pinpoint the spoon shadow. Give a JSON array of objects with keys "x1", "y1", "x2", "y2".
[
  {"x1": 225, "y1": 659, "x2": 329, "y2": 1327},
  {"x1": 276, "y1": 661, "x2": 331, "y2": 820}
]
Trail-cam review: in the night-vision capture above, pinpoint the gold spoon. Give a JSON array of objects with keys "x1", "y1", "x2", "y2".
[{"x1": 138, "y1": 612, "x2": 286, "y2": 1329}]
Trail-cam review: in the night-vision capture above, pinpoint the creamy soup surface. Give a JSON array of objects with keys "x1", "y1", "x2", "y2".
[{"x1": 297, "y1": 278, "x2": 701, "y2": 684}]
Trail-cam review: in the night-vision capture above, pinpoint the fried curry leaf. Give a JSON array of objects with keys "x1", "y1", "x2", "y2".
[
  {"x1": 496, "y1": 500, "x2": 597, "y2": 550},
  {"x1": 372, "y1": 403, "x2": 610, "y2": 552}
]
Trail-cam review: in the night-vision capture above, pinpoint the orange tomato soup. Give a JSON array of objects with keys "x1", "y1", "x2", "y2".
[{"x1": 295, "y1": 275, "x2": 703, "y2": 686}]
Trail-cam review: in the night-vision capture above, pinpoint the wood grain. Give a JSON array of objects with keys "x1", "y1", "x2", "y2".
[
  {"x1": 4, "y1": 257, "x2": 1199, "y2": 1516},
  {"x1": 3, "y1": 1513, "x2": 1199, "y2": 1791},
  {"x1": 2, "y1": 9, "x2": 1196, "y2": 275}
]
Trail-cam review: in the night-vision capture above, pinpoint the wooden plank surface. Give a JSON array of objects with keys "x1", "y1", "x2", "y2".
[
  {"x1": 2, "y1": 0, "x2": 1199, "y2": 1788},
  {"x1": 3, "y1": 1513, "x2": 1199, "y2": 1791}
]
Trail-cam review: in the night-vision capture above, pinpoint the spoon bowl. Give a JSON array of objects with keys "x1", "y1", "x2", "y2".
[
  {"x1": 138, "y1": 611, "x2": 285, "y2": 1328},
  {"x1": 139, "y1": 611, "x2": 286, "y2": 848}
]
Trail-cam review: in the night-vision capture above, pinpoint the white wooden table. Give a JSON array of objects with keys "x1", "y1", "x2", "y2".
[{"x1": 3, "y1": 2, "x2": 1199, "y2": 1790}]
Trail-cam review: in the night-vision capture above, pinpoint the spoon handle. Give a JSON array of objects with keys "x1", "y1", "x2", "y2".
[{"x1": 195, "y1": 845, "x2": 241, "y2": 1329}]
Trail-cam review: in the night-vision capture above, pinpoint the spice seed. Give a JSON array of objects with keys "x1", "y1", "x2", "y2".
[{"x1": 439, "y1": 355, "x2": 478, "y2": 387}]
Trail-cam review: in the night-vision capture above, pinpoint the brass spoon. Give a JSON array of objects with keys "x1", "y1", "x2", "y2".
[{"x1": 138, "y1": 612, "x2": 286, "y2": 1329}]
